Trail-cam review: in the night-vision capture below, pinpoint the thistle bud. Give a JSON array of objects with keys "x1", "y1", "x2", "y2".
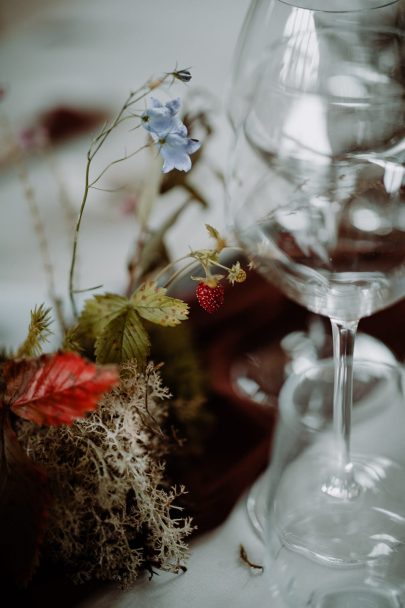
[{"x1": 171, "y1": 69, "x2": 192, "y2": 83}]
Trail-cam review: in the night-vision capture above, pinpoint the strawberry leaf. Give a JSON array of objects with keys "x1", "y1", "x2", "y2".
[
  {"x1": 3, "y1": 352, "x2": 118, "y2": 426},
  {"x1": 132, "y1": 282, "x2": 189, "y2": 327},
  {"x1": 77, "y1": 293, "x2": 129, "y2": 340},
  {"x1": 0, "y1": 410, "x2": 50, "y2": 585},
  {"x1": 95, "y1": 305, "x2": 150, "y2": 365}
]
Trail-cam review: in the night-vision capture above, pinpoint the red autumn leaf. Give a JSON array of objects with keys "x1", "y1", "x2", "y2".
[
  {"x1": 0, "y1": 410, "x2": 50, "y2": 585},
  {"x1": 2, "y1": 352, "x2": 118, "y2": 426}
]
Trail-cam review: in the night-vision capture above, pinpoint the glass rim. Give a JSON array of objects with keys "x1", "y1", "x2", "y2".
[
  {"x1": 278, "y1": 0, "x2": 400, "y2": 13},
  {"x1": 264, "y1": 23, "x2": 405, "y2": 51},
  {"x1": 255, "y1": 24, "x2": 405, "y2": 104}
]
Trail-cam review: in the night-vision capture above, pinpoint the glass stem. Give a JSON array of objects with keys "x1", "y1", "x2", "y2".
[{"x1": 322, "y1": 318, "x2": 360, "y2": 500}]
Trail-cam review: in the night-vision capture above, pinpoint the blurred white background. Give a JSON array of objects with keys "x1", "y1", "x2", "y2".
[{"x1": 0, "y1": 0, "x2": 250, "y2": 349}]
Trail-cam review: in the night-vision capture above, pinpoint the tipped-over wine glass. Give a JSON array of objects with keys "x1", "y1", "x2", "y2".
[
  {"x1": 227, "y1": 23, "x2": 405, "y2": 567},
  {"x1": 266, "y1": 358, "x2": 405, "y2": 605}
]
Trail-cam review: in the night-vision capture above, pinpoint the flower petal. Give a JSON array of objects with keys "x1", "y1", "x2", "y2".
[
  {"x1": 142, "y1": 97, "x2": 186, "y2": 138},
  {"x1": 173, "y1": 120, "x2": 188, "y2": 137},
  {"x1": 143, "y1": 98, "x2": 200, "y2": 173},
  {"x1": 186, "y1": 138, "x2": 201, "y2": 154},
  {"x1": 159, "y1": 133, "x2": 193, "y2": 173},
  {"x1": 149, "y1": 97, "x2": 162, "y2": 108},
  {"x1": 165, "y1": 98, "x2": 181, "y2": 115}
]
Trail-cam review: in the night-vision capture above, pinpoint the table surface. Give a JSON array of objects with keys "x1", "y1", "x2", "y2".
[{"x1": 77, "y1": 483, "x2": 274, "y2": 608}]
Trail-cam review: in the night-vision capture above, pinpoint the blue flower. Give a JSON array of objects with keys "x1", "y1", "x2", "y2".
[
  {"x1": 142, "y1": 97, "x2": 185, "y2": 137},
  {"x1": 142, "y1": 97, "x2": 201, "y2": 173},
  {"x1": 152, "y1": 131, "x2": 201, "y2": 173}
]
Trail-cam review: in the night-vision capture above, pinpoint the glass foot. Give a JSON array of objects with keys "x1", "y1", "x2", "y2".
[
  {"x1": 313, "y1": 587, "x2": 403, "y2": 608},
  {"x1": 244, "y1": 345, "x2": 398, "y2": 540},
  {"x1": 264, "y1": 359, "x2": 405, "y2": 606},
  {"x1": 276, "y1": 453, "x2": 405, "y2": 566}
]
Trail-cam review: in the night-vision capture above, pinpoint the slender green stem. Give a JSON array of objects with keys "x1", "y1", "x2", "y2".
[
  {"x1": 152, "y1": 254, "x2": 193, "y2": 285},
  {"x1": 72, "y1": 284, "x2": 103, "y2": 294},
  {"x1": 91, "y1": 185, "x2": 125, "y2": 193},
  {"x1": 88, "y1": 76, "x2": 167, "y2": 159},
  {"x1": 0, "y1": 113, "x2": 67, "y2": 334},
  {"x1": 210, "y1": 259, "x2": 231, "y2": 272},
  {"x1": 162, "y1": 259, "x2": 199, "y2": 290},
  {"x1": 69, "y1": 154, "x2": 92, "y2": 318},
  {"x1": 155, "y1": 245, "x2": 242, "y2": 290},
  {"x1": 88, "y1": 144, "x2": 150, "y2": 189},
  {"x1": 68, "y1": 73, "x2": 170, "y2": 318},
  {"x1": 89, "y1": 100, "x2": 132, "y2": 159},
  {"x1": 126, "y1": 196, "x2": 195, "y2": 294}
]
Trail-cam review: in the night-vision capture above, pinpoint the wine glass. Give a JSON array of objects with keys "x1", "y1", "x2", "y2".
[
  {"x1": 227, "y1": 23, "x2": 405, "y2": 567},
  {"x1": 266, "y1": 358, "x2": 405, "y2": 605},
  {"x1": 228, "y1": 0, "x2": 404, "y2": 129},
  {"x1": 227, "y1": 0, "x2": 405, "y2": 534},
  {"x1": 242, "y1": 331, "x2": 398, "y2": 537}
]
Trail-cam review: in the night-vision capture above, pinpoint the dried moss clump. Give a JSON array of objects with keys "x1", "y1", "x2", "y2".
[{"x1": 18, "y1": 362, "x2": 193, "y2": 587}]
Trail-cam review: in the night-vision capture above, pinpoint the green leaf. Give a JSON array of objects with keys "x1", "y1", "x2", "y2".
[
  {"x1": 132, "y1": 282, "x2": 189, "y2": 327},
  {"x1": 76, "y1": 293, "x2": 129, "y2": 342},
  {"x1": 95, "y1": 305, "x2": 150, "y2": 365},
  {"x1": 16, "y1": 304, "x2": 53, "y2": 359}
]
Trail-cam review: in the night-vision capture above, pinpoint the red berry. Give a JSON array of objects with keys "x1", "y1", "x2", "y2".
[{"x1": 196, "y1": 282, "x2": 225, "y2": 314}]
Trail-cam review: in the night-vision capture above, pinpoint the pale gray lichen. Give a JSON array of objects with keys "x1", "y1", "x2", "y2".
[{"x1": 17, "y1": 361, "x2": 193, "y2": 587}]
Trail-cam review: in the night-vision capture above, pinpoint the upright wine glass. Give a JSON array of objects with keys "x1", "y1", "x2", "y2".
[
  {"x1": 228, "y1": 0, "x2": 405, "y2": 535},
  {"x1": 227, "y1": 23, "x2": 405, "y2": 564},
  {"x1": 228, "y1": 0, "x2": 404, "y2": 129}
]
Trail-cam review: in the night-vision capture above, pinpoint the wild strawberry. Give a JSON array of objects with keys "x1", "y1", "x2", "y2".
[{"x1": 196, "y1": 282, "x2": 225, "y2": 314}]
